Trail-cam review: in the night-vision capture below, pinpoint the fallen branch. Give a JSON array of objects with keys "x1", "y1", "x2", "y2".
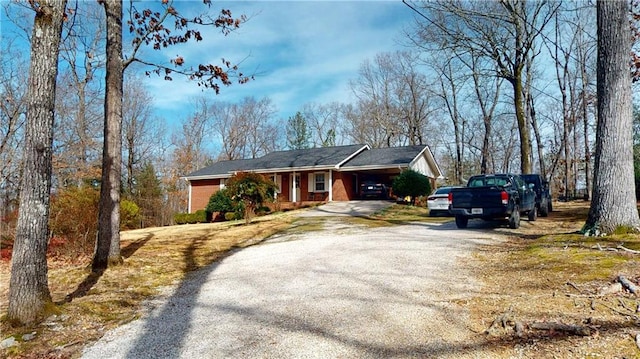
[
  {"x1": 592, "y1": 243, "x2": 619, "y2": 252},
  {"x1": 616, "y1": 275, "x2": 638, "y2": 295},
  {"x1": 599, "y1": 300, "x2": 640, "y2": 319},
  {"x1": 590, "y1": 243, "x2": 640, "y2": 254},
  {"x1": 529, "y1": 321, "x2": 592, "y2": 336},
  {"x1": 485, "y1": 311, "x2": 594, "y2": 338},
  {"x1": 617, "y1": 245, "x2": 640, "y2": 254},
  {"x1": 566, "y1": 281, "x2": 583, "y2": 293}
]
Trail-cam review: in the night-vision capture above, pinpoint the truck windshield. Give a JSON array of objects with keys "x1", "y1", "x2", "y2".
[{"x1": 468, "y1": 177, "x2": 509, "y2": 187}]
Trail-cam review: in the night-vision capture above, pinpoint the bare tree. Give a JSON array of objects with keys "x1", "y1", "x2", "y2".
[
  {"x1": 301, "y1": 102, "x2": 344, "y2": 147},
  {"x1": 584, "y1": 0, "x2": 640, "y2": 234},
  {"x1": 432, "y1": 56, "x2": 467, "y2": 183},
  {"x1": 8, "y1": 0, "x2": 67, "y2": 325},
  {"x1": 122, "y1": 75, "x2": 158, "y2": 195},
  {"x1": 348, "y1": 51, "x2": 434, "y2": 148},
  {"x1": 210, "y1": 97, "x2": 279, "y2": 160},
  {"x1": 349, "y1": 55, "x2": 401, "y2": 147},
  {"x1": 0, "y1": 41, "x2": 27, "y2": 225},
  {"x1": 210, "y1": 100, "x2": 245, "y2": 160},
  {"x1": 412, "y1": 0, "x2": 558, "y2": 173},
  {"x1": 241, "y1": 97, "x2": 280, "y2": 158},
  {"x1": 93, "y1": 0, "x2": 124, "y2": 270},
  {"x1": 93, "y1": 0, "x2": 249, "y2": 271},
  {"x1": 53, "y1": 1, "x2": 104, "y2": 188}
]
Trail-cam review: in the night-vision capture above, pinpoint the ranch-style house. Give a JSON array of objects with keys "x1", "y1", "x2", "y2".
[{"x1": 183, "y1": 144, "x2": 443, "y2": 213}]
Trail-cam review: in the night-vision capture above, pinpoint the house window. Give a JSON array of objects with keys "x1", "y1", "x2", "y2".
[
  {"x1": 314, "y1": 173, "x2": 325, "y2": 192},
  {"x1": 220, "y1": 178, "x2": 226, "y2": 189}
]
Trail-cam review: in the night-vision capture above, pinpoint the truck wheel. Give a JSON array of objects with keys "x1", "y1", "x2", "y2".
[
  {"x1": 539, "y1": 202, "x2": 549, "y2": 217},
  {"x1": 509, "y1": 205, "x2": 520, "y2": 229},
  {"x1": 528, "y1": 207, "x2": 537, "y2": 221},
  {"x1": 455, "y1": 215, "x2": 468, "y2": 229}
]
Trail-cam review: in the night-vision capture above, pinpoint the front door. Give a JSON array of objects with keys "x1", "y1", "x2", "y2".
[{"x1": 290, "y1": 174, "x2": 301, "y2": 202}]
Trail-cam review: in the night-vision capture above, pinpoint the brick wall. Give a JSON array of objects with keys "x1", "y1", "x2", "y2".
[{"x1": 190, "y1": 179, "x2": 221, "y2": 212}]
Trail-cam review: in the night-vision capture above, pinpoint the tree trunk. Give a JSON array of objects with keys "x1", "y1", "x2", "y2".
[
  {"x1": 8, "y1": 0, "x2": 67, "y2": 325},
  {"x1": 585, "y1": 0, "x2": 640, "y2": 234},
  {"x1": 93, "y1": 0, "x2": 123, "y2": 271},
  {"x1": 512, "y1": 68, "x2": 532, "y2": 174}
]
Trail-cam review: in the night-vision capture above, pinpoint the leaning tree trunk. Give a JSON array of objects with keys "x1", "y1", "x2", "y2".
[
  {"x1": 585, "y1": 0, "x2": 640, "y2": 234},
  {"x1": 8, "y1": 0, "x2": 67, "y2": 325},
  {"x1": 93, "y1": 0, "x2": 123, "y2": 271}
]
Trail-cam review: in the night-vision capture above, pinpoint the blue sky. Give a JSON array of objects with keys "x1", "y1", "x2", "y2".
[{"x1": 142, "y1": 1, "x2": 417, "y2": 124}]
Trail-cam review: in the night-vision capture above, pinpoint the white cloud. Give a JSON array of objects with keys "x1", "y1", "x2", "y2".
[{"x1": 142, "y1": 1, "x2": 415, "y2": 124}]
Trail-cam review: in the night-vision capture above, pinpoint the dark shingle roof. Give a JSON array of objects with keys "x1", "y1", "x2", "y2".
[
  {"x1": 184, "y1": 144, "x2": 368, "y2": 178},
  {"x1": 184, "y1": 158, "x2": 258, "y2": 178},
  {"x1": 254, "y1": 144, "x2": 368, "y2": 169},
  {"x1": 340, "y1": 145, "x2": 427, "y2": 168}
]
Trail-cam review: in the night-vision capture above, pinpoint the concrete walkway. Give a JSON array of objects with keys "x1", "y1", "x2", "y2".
[{"x1": 297, "y1": 200, "x2": 394, "y2": 217}]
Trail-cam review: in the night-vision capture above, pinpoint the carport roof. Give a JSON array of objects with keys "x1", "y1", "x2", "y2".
[{"x1": 339, "y1": 145, "x2": 428, "y2": 169}]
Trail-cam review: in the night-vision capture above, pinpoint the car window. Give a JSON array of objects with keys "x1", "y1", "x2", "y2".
[{"x1": 434, "y1": 187, "x2": 451, "y2": 195}]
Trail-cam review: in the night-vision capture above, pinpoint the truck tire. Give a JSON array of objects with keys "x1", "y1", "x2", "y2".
[
  {"x1": 509, "y1": 205, "x2": 520, "y2": 229},
  {"x1": 455, "y1": 215, "x2": 468, "y2": 229},
  {"x1": 539, "y1": 201, "x2": 549, "y2": 217},
  {"x1": 528, "y1": 207, "x2": 537, "y2": 221}
]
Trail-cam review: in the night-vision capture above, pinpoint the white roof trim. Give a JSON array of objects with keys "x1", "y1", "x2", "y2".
[
  {"x1": 335, "y1": 144, "x2": 370, "y2": 169},
  {"x1": 411, "y1": 146, "x2": 444, "y2": 179}
]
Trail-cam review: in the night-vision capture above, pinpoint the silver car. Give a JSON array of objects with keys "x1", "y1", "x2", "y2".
[{"x1": 427, "y1": 186, "x2": 461, "y2": 217}]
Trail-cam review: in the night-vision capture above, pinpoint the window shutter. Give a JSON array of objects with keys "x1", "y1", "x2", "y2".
[
  {"x1": 308, "y1": 173, "x2": 315, "y2": 192},
  {"x1": 275, "y1": 175, "x2": 282, "y2": 193},
  {"x1": 324, "y1": 172, "x2": 330, "y2": 191}
]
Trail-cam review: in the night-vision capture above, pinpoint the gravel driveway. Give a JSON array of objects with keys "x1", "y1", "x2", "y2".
[{"x1": 82, "y1": 217, "x2": 501, "y2": 359}]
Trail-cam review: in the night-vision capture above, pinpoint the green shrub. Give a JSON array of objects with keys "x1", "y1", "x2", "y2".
[
  {"x1": 120, "y1": 199, "x2": 142, "y2": 230},
  {"x1": 174, "y1": 210, "x2": 208, "y2": 224},
  {"x1": 225, "y1": 172, "x2": 278, "y2": 224},
  {"x1": 206, "y1": 188, "x2": 236, "y2": 214},
  {"x1": 392, "y1": 170, "x2": 432, "y2": 205},
  {"x1": 224, "y1": 212, "x2": 241, "y2": 221}
]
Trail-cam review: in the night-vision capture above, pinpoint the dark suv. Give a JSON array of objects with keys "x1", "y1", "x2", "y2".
[
  {"x1": 360, "y1": 182, "x2": 389, "y2": 199},
  {"x1": 521, "y1": 174, "x2": 552, "y2": 217}
]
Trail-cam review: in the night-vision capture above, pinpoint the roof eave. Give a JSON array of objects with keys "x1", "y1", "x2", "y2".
[{"x1": 340, "y1": 164, "x2": 410, "y2": 172}]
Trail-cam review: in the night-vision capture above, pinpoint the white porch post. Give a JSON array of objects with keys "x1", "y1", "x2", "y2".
[
  {"x1": 188, "y1": 181, "x2": 192, "y2": 213},
  {"x1": 328, "y1": 169, "x2": 333, "y2": 202},
  {"x1": 292, "y1": 171, "x2": 297, "y2": 202}
]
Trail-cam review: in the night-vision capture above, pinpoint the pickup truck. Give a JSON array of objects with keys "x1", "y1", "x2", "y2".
[
  {"x1": 448, "y1": 173, "x2": 536, "y2": 229},
  {"x1": 521, "y1": 174, "x2": 552, "y2": 217}
]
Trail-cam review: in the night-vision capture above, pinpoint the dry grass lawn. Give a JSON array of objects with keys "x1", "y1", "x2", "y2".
[
  {"x1": 1, "y1": 202, "x2": 639, "y2": 358},
  {"x1": 467, "y1": 201, "x2": 640, "y2": 358},
  {"x1": 1, "y1": 212, "x2": 295, "y2": 358}
]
